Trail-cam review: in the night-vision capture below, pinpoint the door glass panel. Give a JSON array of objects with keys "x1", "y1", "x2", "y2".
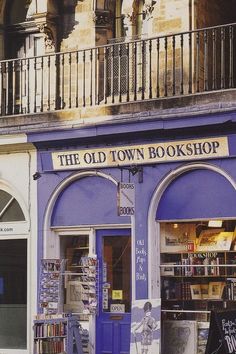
[{"x1": 103, "y1": 236, "x2": 131, "y2": 313}]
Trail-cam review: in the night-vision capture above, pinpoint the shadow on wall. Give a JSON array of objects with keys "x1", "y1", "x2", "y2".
[{"x1": 59, "y1": 0, "x2": 79, "y2": 42}]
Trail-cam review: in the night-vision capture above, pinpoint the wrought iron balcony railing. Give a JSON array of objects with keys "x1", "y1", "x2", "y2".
[{"x1": 0, "y1": 22, "x2": 236, "y2": 117}]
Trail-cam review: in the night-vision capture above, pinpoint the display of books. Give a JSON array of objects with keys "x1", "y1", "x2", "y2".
[{"x1": 33, "y1": 315, "x2": 83, "y2": 354}]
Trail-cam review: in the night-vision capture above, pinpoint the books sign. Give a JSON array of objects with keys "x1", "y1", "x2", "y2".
[
  {"x1": 51, "y1": 137, "x2": 229, "y2": 170},
  {"x1": 117, "y1": 183, "x2": 135, "y2": 216}
]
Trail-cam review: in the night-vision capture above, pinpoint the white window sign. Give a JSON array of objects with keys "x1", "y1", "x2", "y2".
[
  {"x1": 117, "y1": 183, "x2": 135, "y2": 216},
  {"x1": 110, "y1": 304, "x2": 125, "y2": 313}
]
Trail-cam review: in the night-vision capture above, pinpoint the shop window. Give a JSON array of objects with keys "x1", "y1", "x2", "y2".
[
  {"x1": 0, "y1": 190, "x2": 25, "y2": 222},
  {"x1": 160, "y1": 219, "x2": 236, "y2": 354},
  {"x1": 60, "y1": 235, "x2": 90, "y2": 321}
]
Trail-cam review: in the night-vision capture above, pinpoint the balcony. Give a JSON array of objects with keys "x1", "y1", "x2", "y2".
[{"x1": 0, "y1": 22, "x2": 236, "y2": 119}]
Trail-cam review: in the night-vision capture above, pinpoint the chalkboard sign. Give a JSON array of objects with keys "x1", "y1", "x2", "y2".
[{"x1": 205, "y1": 310, "x2": 236, "y2": 354}]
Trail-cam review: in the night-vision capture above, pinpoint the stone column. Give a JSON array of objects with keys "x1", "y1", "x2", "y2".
[{"x1": 121, "y1": 0, "x2": 137, "y2": 39}]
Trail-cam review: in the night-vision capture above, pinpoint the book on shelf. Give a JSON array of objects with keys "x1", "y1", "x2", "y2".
[
  {"x1": 180, "y1": 254, "x2": 224, "y2": 276},
  {"x1": 226, "y1": 278, "x2": 236, "y2": 300},
  {"x1": 162, "y1": 279, "x2": 191, "y2": 300},
  {"x1": 34, "y1": 315, "x2": 84, "y2": 354}
]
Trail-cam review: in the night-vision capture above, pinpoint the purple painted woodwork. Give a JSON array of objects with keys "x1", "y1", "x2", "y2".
[
  {"x1": 156, "y1": 169, "x2": 236, "y2": 220},
  {"x1": 51, "y1": 176, "x2": 130, "y2": 226}
]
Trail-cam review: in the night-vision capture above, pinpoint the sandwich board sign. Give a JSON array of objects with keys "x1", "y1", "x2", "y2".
[{"x1": 205, "y1": 310, "x2": 236, "y2": 354}]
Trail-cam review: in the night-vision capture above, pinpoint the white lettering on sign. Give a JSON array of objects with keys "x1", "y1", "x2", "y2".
[
  {"x1": 136, "y1": 239, "x2": 147, "y2": 282},
  {"x1": 117, "y1": 183, "x2": 135, "y2": 216},
  {"x1": 222, "y1": 319, "x2": 236, "y2": 353},
  {"x1": 51, "y1": 137, "x2": 229, "y2": 170}
]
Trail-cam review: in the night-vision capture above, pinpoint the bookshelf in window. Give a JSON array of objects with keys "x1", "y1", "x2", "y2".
[{"x1": 33, "y1": 315, "x2": 84, "y2": 354}]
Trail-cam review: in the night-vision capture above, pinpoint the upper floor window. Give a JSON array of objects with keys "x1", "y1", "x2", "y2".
[
  {"x1": 114, "y1": 0, "x2": 145, "y2": 40},
  {"x1": 115, "y1": 0, "x2": 125, "y2": 39},
  {"x1": 5, "y1": 0, "x2": 28, "y2": 25}
]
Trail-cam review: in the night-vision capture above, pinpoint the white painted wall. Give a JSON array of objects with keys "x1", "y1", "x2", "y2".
[{"x1": 0, "y1": 144, "x2": 37, "y2": 354}]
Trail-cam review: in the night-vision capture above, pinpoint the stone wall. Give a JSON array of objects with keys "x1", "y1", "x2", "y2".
[{"x1": 152, "y1": 0, "x2": 190, "y2": 36}]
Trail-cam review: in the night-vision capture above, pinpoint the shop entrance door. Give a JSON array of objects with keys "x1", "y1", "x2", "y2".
[{"x1": 96, "y1": 229, "x2": 131, "y2": 354}]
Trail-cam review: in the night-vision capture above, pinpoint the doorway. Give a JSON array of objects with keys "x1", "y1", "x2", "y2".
[
  {"x1": 0, "y1": 239, "x2": 27, "y2": 351},
  {"x1": 96, "y1": 229, "x2": 131, "y2": 354}
]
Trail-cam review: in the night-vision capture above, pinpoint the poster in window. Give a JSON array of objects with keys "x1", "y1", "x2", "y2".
[{"x1": 162, "y1": 320, "x2": 197, "y2": 354}]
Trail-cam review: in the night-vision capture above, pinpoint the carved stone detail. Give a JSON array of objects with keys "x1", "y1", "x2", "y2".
[
  {"x1": 124, "y1": 12, "x2": 136, "y2": 26},
  {"x1": 93, "y1": 10, "x2": 113, "y2": 28},
  {"x1": 144, "y1": 0, "x2": 157, "y2": 19},
  {"x1": 37, "y1": 23, "x2": 55, "y2": 50}
]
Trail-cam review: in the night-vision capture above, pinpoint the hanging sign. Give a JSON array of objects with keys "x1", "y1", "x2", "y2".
[
  {"x1": 51, "y1": 137, "x2": 229, "y2": 170},
  {"x1": 117, "y1": 183, "x2": 135, "y2": 216}
]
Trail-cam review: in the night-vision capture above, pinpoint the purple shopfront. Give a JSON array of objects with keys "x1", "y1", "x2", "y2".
[{"x1": 28, "y1": 124, "x2": 236, "y2": 354}]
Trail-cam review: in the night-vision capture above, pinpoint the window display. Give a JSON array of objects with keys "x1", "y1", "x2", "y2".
[{"x1": 160, "y1": 220, "x2": 236, "y2": 354}]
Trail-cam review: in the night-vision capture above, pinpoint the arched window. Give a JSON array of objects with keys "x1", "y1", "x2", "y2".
[
  {"x1": 115, "y1": 0, "x2": 125, "y2": 39},
  {"x1": 0, "y1": 190, "x2": 25, "y2": 222},
  {"x1": 113, "y1": 0, "x2": 146, "y2": 41},
  {"x1": 137, "y1": 0, "x2": 145, "y2": 36}
]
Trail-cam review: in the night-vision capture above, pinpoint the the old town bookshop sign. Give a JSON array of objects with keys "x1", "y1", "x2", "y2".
[{"x1": 52, "y1": 136, "x2": 229, "y2": 170}]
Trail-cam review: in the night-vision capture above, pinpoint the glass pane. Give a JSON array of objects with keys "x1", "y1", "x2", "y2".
[
  {"x1": 61, "y1": 235, "x2": 90, "y2": 321},
  {"x1": 0, "y1": 199, "x2": 25, "y2": 222},
  {"x1": 103, "y1": 236, "x2": 131, "y2": 313},
  {"x1": 0, "y1": 191, "x2": 12, "y2": 212},
  {"x1": 0, "y1": 240, "x2": 27, "y2": 349}
]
